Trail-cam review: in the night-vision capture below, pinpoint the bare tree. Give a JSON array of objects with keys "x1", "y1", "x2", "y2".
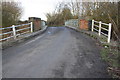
[
  {"x1": 46, "y1": 2, "x2": 73, "y2": 26},
  {"x1": 82, "y1": 2, "x2": 119, "y2": 41},
  {"x1": 2, "y1": 1, "x2": 22, "y2": 27}
]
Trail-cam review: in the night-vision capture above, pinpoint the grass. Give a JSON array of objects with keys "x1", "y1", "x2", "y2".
[
  {"x1": 100, "y1": 44, "x2": 120, "y2": 78},
  {"x1": 101, "y1": 48, "x2": 119, "y2": 66}
]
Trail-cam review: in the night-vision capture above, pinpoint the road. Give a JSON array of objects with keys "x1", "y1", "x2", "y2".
[{"x1": 2, "y1": 27, "x2": 110, "y2": 78}]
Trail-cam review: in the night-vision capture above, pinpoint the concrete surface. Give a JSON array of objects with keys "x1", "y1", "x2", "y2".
[{"x1": 2, "y1": 27, "x2": 110, "y2": 78}]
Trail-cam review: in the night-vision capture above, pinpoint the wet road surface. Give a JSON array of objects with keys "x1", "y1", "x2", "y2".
[{"x1": 2, "y1": 27, "x2": 110, "y2": 78}]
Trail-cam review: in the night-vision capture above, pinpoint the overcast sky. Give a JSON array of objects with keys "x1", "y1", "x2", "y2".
[{"x1": 18, "y1": 0, "x2": 71, "y2": 21}]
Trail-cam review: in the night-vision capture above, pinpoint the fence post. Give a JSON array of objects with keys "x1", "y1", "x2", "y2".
[
  {"x1": 30, "y1": 22, "x2": 33, "y2": 32},
  {"x1": 108, "y1": 23, "x2": 112, "y2": 43},
  {"x1": 91, "y1": 20, "x2": 94, "y2": 32},
  {"x1": 12, "y1": 25, "x2": 16, "y2": 39},
  {"x1": 99, "y1": 21, "x2": 102, "y2": 36}
]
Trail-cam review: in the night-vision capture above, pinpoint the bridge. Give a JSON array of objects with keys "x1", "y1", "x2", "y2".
[{"x1": 2, "y1": 26, "x2": 110, "y2": 78}]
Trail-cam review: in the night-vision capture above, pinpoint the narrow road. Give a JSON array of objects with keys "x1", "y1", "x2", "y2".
[{"x1": 3, "y1": 27, "x2": 110, "y2": 78}]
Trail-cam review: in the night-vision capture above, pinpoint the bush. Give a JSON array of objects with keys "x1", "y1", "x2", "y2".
[{"x1": 2, "y1": 1, "x2": 22, "y2": 27}]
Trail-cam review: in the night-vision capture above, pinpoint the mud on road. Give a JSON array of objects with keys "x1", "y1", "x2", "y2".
[{"x1": 2, "y1": 27, "x2": 110, "y2": 78}]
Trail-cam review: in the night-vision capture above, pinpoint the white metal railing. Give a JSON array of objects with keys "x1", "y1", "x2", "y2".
[
  {"x1": 0, "y1": 22, "x2": 33, "y2": 41},
  {"x1": 91, "y1": 20, "x2": 112, "y2": 43}
]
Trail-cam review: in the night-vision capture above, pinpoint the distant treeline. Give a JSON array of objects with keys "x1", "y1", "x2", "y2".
[{"x1": 46, "y1": 1, "x2": 120, "y2": 41}]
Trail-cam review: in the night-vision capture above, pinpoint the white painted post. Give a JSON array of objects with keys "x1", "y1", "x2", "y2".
[
  {"x1": 12, "y1": 25, "x2": 16, "y2": 39},
  {"x1": 108, "y1": 23, "x2": 112, "y2": 43},
  {"x1": 99, "y1": 21, "x2": 102, "y2": 36},
  {"x1": 30, "y1": 22, "x2": 33, "y2": 32},
  {"x1": 92, "y1": 20, "x2": 94, "y2": 32}
]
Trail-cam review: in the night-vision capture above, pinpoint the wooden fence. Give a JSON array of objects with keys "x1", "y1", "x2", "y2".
[
  {"x1": 92, "y1": 20, "x2": 112, "y2": 43},
  {"x1": 0, "y1": 22, "x2": 33, "y2": 41}
]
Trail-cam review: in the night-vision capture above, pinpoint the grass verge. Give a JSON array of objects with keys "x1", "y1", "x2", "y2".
[{"x1": 100, "y1": 43, "x2": 120, "y2": 78}]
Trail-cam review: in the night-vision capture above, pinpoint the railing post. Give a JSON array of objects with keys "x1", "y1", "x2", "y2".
[
  {"x1": 108, "y1": 23, "x2": 112, "y2": 43},
  {"x1": 12, "y1": 25, "x2": 16, "y2": 39},
  {"x1": 30, "y1": 22, "x2": 33, "y2": 32},
  {"x1": 91, "y1": 20, "x2": 94, "y2": 32},
  {"x1": 99, "y1": 21, "x2": 102, "y2": 36}
]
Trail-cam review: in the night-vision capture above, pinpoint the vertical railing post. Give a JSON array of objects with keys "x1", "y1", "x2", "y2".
[
  {"x1": 99, "y1": 21, "x2": 102, "y2": 36},
  {"x1": 30, "y1": 22, "x2": 33, "y2": 32},
  {"x1": 108, "y1": 23, "x2": 112, "y2": 43},
  {"x1": 12, "y1": 25, "x2": 16, "y2": 39},
  {"x1": 92, "y1": 20, "x2": 94, "y2": 32}
]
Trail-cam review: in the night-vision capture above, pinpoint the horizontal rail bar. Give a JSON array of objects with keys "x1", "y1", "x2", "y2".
[
  {"x1": 101, "y1": 27, "x2": 108, "y2": 31},
  {"x1": 15, "y1": 23, "x2": 31, "y2": 28},
  {"x1": 0, "y1": 36, "x2": 14, "y2": 41},
  {"x1": 94, "y1": 20, "x2": 99, "y2": 23},
  {"x1": 16, "y1": 34, "x2": 20, "y2": 36},
  {"x1": 0, "y1": 31, "x2": 13, "y2": 36},
  {"x1": 21, "y1": 31, "x2": 30, "y2": 35},
  {"x1": 0, "y1": 23, "x2": 31, "y2": 30},
  {"x1": 94, "y1": 25, "x2": 99, "y2": 28},
  {"x1": 93, "y1": 28, "x2": 99, "y2": 32},
  {"x1": 16, "y1": 27, "x2": 30, "y2": 32},
  {"x1": 101, "y1": 22, "x2": 109, "y2": 26},
  {"x1": 0, "y1": 26, "x2": 12, "y2": 30},
  {"x1": 101, "y1": 32, "x2": 108, "y2": 37},
  {"x1": 16, "y1": 31, "x2": 30, "y2": 36}
]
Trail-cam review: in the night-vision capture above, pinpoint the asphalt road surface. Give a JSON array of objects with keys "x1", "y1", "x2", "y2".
[{"x1": 2, "y1": 27, "x2": 110, "y2": 78}]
